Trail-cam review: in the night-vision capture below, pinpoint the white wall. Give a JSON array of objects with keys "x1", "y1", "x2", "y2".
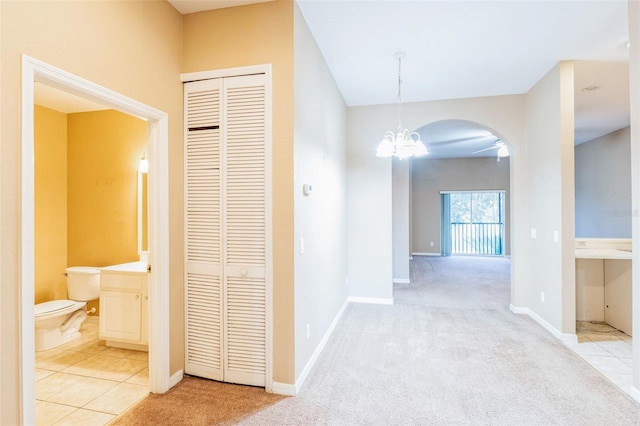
[
  {"x1": 392, "y1": 159, "x2": 410, "y2": 282},
  {"x1": 627, "y1": 0, "x2": 640, "y2": 396},
  {"x1": 524, "y1": 62, "x2": 575, "y2": 335},
  {"x1": 347, "y1": 107, "x2": 394, "y2": 300},
  {"x1": 347, "y1": 95, "x2": 527, "y2": 305},
  {"x1": 575, "y1": 127, "x2": 631, "y2": 238},
  {"x1": 293, "y1": 5, "x2": 349, "y2": 380},
  {"x1": 411, "y1": 157, "x2": 510, "y2": 255}
]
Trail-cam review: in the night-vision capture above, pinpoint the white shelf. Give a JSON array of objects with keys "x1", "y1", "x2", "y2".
[{"x1": 575, "y1": 248, "x2": 631, "y2": 260}]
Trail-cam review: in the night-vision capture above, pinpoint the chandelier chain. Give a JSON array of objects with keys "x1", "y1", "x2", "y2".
[
  {"x1": 375, "y1": 51, "x2": 428, "y2": 159},
  {"x1": 396, "y1": 55, "x2": 403, "y2": 132}
]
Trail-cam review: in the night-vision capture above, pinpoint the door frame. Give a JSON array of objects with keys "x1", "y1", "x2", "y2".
[{"x1": 20, "y1": 55, "x2": 171, "y2": 423}]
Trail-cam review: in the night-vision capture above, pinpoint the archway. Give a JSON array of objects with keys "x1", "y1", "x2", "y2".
[{"x1": 392, "y1": 119, "x2": 514, "y2": 298}]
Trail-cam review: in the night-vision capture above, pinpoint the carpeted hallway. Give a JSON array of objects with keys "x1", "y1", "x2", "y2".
[{"x1": 114, "y1": 256, "x2": 640, "y2": 425}]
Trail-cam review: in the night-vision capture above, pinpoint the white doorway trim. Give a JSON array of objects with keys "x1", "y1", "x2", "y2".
[{"x1": 20, "y1": 55, "x2": 171, "y2": 424}]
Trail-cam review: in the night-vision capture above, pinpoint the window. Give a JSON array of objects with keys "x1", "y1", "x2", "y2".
[{"x1": 443, "y1": 191, "x2": 505, "y2": 255}]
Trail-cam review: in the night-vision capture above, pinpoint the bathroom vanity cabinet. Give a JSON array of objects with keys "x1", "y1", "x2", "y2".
[{"x1": 99, "y1": 262, "x2": 149, "y2": 351}]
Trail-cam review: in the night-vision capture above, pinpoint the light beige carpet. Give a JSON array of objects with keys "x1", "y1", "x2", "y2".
[{"x1": 114, "y1": 256, "x2": 640, "y2": 425}]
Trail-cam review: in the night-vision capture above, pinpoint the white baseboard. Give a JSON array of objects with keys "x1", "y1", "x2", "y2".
[
  {"x1": 510, "y1": 305, "x2": 561, "y2": 338},
  {"x1": 393, "y1": 278, "x2": 410, "y2": 284},
  {"x1": 412, "y1": 252, "x2": 440, "y2": 256},
  {"x1": 293, "y1": 298, "x2": 350, "y2": 395},
  {"x1": 509, "y1": 304, "x2": 528, "y2": 315},
  {"x1": 509, "y1": 304, "x2": 574, "y2": 342},
  {"x1": 272, "y1": 381, "x2": 297, "y2": 396},
  {"x1": 561, "y1": 333, "x2": 578, "y2": 344},
  {"x1": 630, "y1": 385, "x2": 640, "y2": 403},
  {"x1": 273, "y1": 297, "x2": 391, "y2": 396},
  {"x1": 348, "y1": 296, "x2": 394, "y2": 305},
  {"x1": 169, "y1": 369, "x2": 183, "y2": 388}
]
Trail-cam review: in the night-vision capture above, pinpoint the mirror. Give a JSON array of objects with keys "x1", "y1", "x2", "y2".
[{"x1": 138, "y1": 170, "x2": 148, "y2": 256}]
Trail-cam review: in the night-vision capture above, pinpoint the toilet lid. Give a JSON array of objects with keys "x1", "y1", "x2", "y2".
[{"x1": 34, "y1": 300, "x2": 76, "y2": 317}]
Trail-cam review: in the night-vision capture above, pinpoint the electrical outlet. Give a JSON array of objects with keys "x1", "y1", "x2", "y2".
[
  {"x1": 345, "y1": 276, "x2": 349, "y2": 287},
  {"x1": 306, "y1": 323, "x2": 310, "y2": 339},
  {"x1": 430, "y1": 241, "x2": 434, "y2": 247},
  {"x1": 300, "y1": 237, "x2": 305, "y2": 255},
  {"x1": 531, "y1": 228, "x2": 537, "y2": 239},
  {"x1": 540, "y1": 291, "x2": 545, "y2": 303}
]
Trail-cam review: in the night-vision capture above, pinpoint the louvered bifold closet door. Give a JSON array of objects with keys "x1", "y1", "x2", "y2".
[
  {"x1": 221, "y1": 74, "x2": 267, "y2": 387},
  {"x1": 184, "y1": 79, "x2": 224, "y2": 381}
]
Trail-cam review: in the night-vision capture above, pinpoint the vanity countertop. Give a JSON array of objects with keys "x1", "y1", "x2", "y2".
[
  {"x1": 100, "y1": 261, "x2": 148, "y2": 273},
  {"x1": 575, "y1": 248, "x2": 632, "y2": 260}
]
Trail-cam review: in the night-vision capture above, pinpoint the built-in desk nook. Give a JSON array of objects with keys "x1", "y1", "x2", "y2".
[{"x1": 575, "y1": 238, "x2": 632, "y2": 336}]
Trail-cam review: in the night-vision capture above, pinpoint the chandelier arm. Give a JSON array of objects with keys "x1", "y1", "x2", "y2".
[{"x1": 410, "y1": 131, "x2": 423, "y2": 139}]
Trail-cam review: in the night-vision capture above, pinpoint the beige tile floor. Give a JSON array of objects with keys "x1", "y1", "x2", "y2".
[
  {"x1": 568, "y1": 321, "x2": 634, "y2": 396},
  {"x1": 35, "y1": 316, "x2": 149, "y2": 426}
]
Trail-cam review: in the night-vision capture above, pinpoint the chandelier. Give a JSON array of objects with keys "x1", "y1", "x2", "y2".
[{"x1": 376, "y1": 52, "x2": 428, "y2": 159}]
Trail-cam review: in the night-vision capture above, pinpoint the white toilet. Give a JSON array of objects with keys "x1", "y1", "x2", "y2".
[{"x1": 34, "y1": 266, "x2": 101, "y2": 351}]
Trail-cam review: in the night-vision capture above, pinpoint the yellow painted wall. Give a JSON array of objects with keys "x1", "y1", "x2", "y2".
[
  {"x1": 3, "y1": 1, "x2": 298, "y2": 419},
  {"x1": 34, "y1": 107, "x2": 145, "y2": 316},
  {"x1": 67, "y1": 109, "x2": 146, "y2": 267},
  {"x1": 67, "y1": 109, "x2": 147, "y2": 313},
  {"x1": 1, "y1": 2, "x2": 184, "y2": 421},
  {"x1": 183, "y1": 0, "x2": 296, "y2": 384},
  {"x1": 34, "y1": 105, "x2": 68, "y2": 304}
]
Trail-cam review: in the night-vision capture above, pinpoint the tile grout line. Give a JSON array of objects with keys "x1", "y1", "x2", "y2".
[
  {"x1": 572, "y1": 324, "x2": 634, "y2": 398},
  {"x1": 36, "y1": 319, "x2": 150, "y2": 426}
]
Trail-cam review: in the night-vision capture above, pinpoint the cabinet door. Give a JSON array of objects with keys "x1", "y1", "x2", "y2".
[
  {"x1": 100, "y1": 291, "x2": 142, "y2": 342},
  {"x1": 140, "y1": 275, "x2": 149, "y2": 345}
]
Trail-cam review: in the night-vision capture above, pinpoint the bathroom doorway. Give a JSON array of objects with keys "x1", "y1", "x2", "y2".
[{"x1": 20, "y1": 56, "x2": 171, "y2": 424}]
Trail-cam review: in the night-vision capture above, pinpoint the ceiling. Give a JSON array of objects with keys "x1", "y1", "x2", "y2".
[
  {"x1": 168, "y1": 0, "x2": 273, "y2": 14},
  {"x1": 294, "y1": 0, "x2": 630, "y2": 157},
  {"x1": 37, "y1": 0, "x2": 631, "y2": 159},
  {"x1": 34, "y1": 83, "x2": 108, "y2": 113}
]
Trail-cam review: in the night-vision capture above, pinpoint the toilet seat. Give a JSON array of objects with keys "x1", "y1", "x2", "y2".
[{"x1": 35, "y1": 300, "x2": 85, "y2": 321}]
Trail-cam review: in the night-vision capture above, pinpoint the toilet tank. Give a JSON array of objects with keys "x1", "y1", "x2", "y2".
[{"x1": 66, "y1": 266, "x2": 101, "y2": 301}]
